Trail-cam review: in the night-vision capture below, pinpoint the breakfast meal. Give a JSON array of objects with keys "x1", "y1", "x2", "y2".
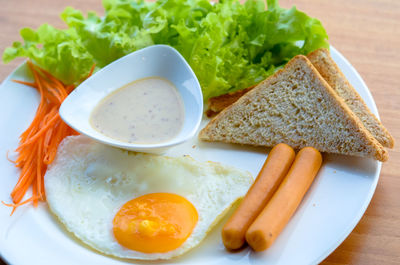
[
  {"x1": 0, "y1": 0, "x2": 394, "y2": 263},
  {"x1": 45, "y1": 135, "x2": 252, "y2": 259},
  {"x1": 90, "y1": 77, "x2": 184, "y2": 144},
  {"x1": 199, "y1": 55, "x2": 390, "y2": 161}
]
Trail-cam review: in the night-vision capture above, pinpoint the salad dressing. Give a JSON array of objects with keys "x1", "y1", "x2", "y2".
[{"x1": 90, "y1": 77, "x2": 184, "y2": 144}]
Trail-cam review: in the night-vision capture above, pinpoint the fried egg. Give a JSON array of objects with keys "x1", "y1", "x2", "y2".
[{"x1": 44, "y1": 136, "x2": 253, "y2": 260}]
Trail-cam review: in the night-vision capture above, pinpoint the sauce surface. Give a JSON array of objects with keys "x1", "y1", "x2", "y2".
[{"x1": 90, "y1": 77, "x2": 184, "y2": 144}]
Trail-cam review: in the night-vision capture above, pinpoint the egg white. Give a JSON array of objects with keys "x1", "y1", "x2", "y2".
[{"x1": 44, "y1": 136, "x2": 253, "y2": 260}]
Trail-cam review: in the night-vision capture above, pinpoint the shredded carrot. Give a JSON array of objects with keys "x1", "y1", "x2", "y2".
[
  {"x1": 88, "y1": 64, "x2": 96, "y2": 77},
  {"x1": 4, "y1": 62, "x2": 96, "y2": 214},
  {"x1": 16, "y1": 113, "x2": 60, "y2": 151},
  {"x1": 6, "y1": 150, "x2": 16, "y2": 164},
  {"x1": 11, "y1": 80, "x2": 37, "y2": 87},
  {"x1": 2, "y1": 196, "x2": 41, "y2": 216}
]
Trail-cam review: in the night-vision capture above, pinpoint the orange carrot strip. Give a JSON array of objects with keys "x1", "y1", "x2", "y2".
[
  {"x1": 6, "y1": 150, "x2": 16, "y2": 164},
  {"x1": 11, "y1": 160, "x2": 35, "y2": 202},
  {"x1": 245, "y1": 147, "x2": 322, "y2": 251},
  {"x1": 19, "y1": 102, "x2": 47, "y2": 142},
  {"x1": 43, "y1": 125, "x2": 54, "y2": 149},
  {"x1": 88, "y1": 63, "x2": 96, "y2": 77},
  {"x1": 40, "y1": 165, "x2": 46, "y2": 201},
  {"x1": 12, "y1": 80, "x2": 37, "y2": 87},
  {"x1": 44, "y1": 121, "x2": 66, "y2": 165},
  {"x1": 43, "y1": 89, "x2": 61, "y2": 105},
  {"x1": 34, "y1": 64, "x2": 66, "y2": 89},
  {"x1": 221, "y1": 143, "x2": 295, "y2": 250},
  {"x1": 20, "y1": 112, "x2": 42, "y2": 141},
  {"x1": 12, "y1": 169, "x2": 36, "y2": 204},
  {"x1": 14, "y1": 148, "x2": 32, "y2": 167},
  {"x1": 28, "y1": 62, "x2": 45, "y2": 99},
  {"x1": 16, "y1": 111, "x2": 59, "y2": 150},
  {"x1": 2, "y1": 196, "x2": 41, "y2": 216},
  {"x1": 11, "y1": 148, "x2": 37, "y2": 194},
  {"x1": 11, "y1": 167, "x2": 33, "y2": 199},
  {"x1": 36, "y1": 136, "x2": 44, "y2": 199},
  {"x1": 32, "y1": 177, "x2": 38, "y2": 207},
  {"x1": 40, "y1": 78, "x2": 65, "y2": 104}
]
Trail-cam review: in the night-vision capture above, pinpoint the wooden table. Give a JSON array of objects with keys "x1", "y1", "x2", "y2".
[{"x1": 0, "y1": 0, "x2": 399, "y2": 264}]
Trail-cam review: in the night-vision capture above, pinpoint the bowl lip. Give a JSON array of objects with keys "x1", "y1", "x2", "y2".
[{"x1": 60, "y1": 44, "x2": 203, "y2": 151}]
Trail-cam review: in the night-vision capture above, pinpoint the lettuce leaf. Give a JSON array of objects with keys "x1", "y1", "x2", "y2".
[
  {"x1": 3, "y1": 24, "x2": 94, "y2": 85},
  {"x1": 2, "y1": 0, "x2": 328, "y2": 99}
]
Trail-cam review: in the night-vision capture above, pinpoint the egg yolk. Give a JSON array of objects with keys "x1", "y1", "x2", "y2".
[{"x1": 113, "y1": 193, "x2": 198, "y2": 253}]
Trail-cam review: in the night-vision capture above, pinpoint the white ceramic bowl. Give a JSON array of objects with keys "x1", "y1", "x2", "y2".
[{"x1": 60, "y1": 45, "x2": 203, "y2": 153}]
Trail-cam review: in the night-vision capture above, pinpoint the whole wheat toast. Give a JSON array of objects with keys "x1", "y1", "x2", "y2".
[
  {"x1": 199, "y1": 55, "x2": 388, "y2": 161},
  {"x1": 205, "y1": 49, "x2": 393, "y2": 150}
]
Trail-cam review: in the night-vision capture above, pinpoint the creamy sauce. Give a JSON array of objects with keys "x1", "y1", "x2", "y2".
[{"x1": 90, "y1": 77, "x2": 184, "y2": 144}]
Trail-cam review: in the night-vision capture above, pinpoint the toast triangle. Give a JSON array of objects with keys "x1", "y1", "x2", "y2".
[
  {"x1": 199, "y1": 55, "x2": 388, "y2": 161},
  {"x1": 307, "y1": 48, "x2": 394, "y2": 148}
]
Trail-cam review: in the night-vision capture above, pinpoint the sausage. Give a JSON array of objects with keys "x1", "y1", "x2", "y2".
[
  {"x1": 221, "y1": 143, "x2": 295, "y2": 249},
  {"x1": 245, "y1": 147, "x2": 322, "y2": 251}
]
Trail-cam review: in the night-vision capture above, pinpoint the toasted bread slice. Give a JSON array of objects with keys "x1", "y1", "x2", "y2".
[
  {"x1": 206, "y1": 49, "x2": 394, "y2": 148},
  {"x1": 199, "y1": 55, "x2": 388, "y2": 161},
  {"x1": 307, "y1": 48, "x2": 394, "y2": 148}
]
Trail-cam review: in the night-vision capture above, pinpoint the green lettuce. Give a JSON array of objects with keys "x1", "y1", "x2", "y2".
[
  {"x1": 2, "y1": 0, "x2": 328, "y2": 99},
  {"x1": 3, "y1": 24, "x2": 94, "y2": 85}
]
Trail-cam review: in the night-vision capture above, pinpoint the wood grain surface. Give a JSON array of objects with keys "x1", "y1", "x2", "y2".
[{"x1": 0, "y1": 0, "x2": 399, "y2": 264}]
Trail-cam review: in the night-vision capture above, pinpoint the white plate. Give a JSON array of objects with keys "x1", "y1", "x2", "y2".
[{"x1": 0, "y1": 47, "x2": 381, "y2": 265}]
